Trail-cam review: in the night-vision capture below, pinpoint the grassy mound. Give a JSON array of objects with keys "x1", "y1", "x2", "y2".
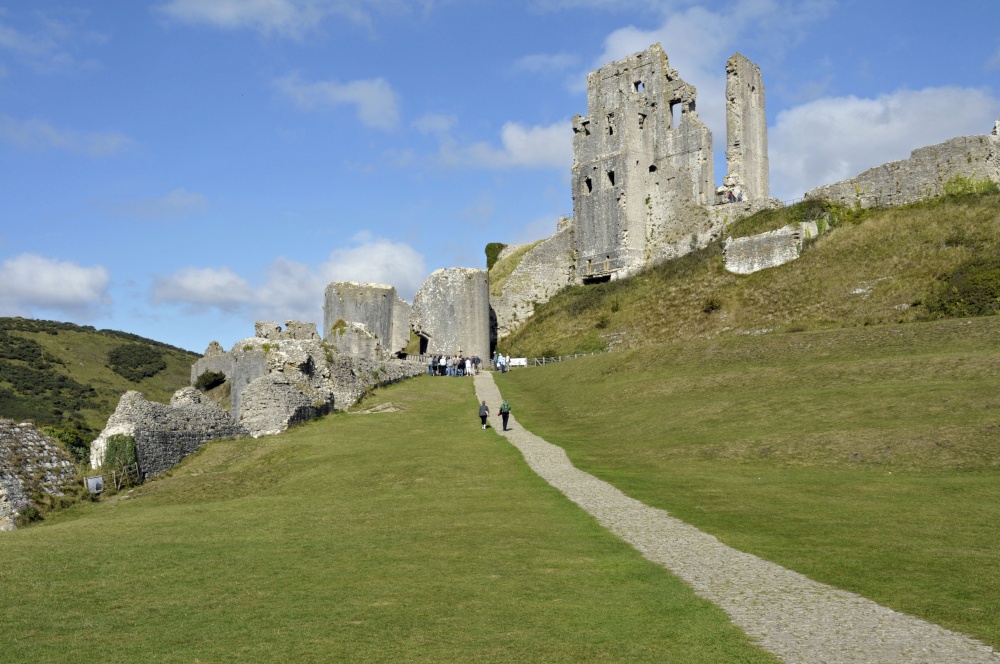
[
  {"x1": 0, "y1": 376, "x2": 777, "y2": 663},
  {"x1": 499, "y1": 191, "x2": 1000, "y2": 357},
  {"x1": 495, "y1": 315, "x2": 1000, "y2": 647}
]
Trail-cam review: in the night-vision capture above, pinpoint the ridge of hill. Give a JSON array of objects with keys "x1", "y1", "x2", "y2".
[
  {"x1": 497, "y1": 190, "x2": 1000, "y2": 357},
  {"x1": 0, "y1": 317, "x2": 199, "y2": 459}
]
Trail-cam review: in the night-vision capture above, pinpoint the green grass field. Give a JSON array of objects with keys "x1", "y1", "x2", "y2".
[
  {"x1": 1, "y1": 376, "x2": 778, "y2": 663},
  {"x1": 495, "y1": 316, "x2": 1000, "y2": 648}
]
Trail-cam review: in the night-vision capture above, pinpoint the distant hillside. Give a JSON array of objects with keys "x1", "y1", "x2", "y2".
[
  {"x1": 0, "y1": 318, "x2": 199, "y2": 459},
  {"x1": 498, "y1": 190, "x2": 1000, "y2": 357}
]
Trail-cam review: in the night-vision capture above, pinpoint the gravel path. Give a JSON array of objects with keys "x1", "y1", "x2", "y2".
[{"x1": 476, "y1": 373, "x2": 999, "y2": 664}]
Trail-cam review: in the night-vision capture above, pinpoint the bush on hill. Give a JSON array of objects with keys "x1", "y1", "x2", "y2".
[
  {"x1": 194, "y1": 370, "x2": 227, "y2": 391},
  {"x1": 107, "y1": 344, "x2": 167, "y2": 382}
]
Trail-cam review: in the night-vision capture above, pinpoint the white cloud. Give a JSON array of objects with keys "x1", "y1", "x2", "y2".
[
  {"x1": 421, "y1": 119, "x2": 573, "y2": 170},
  {"x1": 769, "y1": 87, "x2": 1000, "y2": 201},
  {"x1": 987, "y1": 45, "x2": 1000, "y2": 72},
  {"x1": 152, "y1": 266, "x2": 255, "y2": 311},
  {"x1": 274, "y1": 72, "x2": 400, "y2": 131},
  {"x1": 156, "y1": 0, "x2": 432, "y2": 37},
  {"x1": 151, "y1": 236, "x2": 427, "y2": 325},
  {"x1": 0, "y1": 114, "x2": 133, "y2": 156},
  {"x1": 0, "y1": 253, "x2": 110, "y2": 318},
  {"x1": 0, "y1": 9, "x2": 103, "y2": 72},
  {"x1": 514, "y1": 52, "x2": 580, "y2": 73},
  {"x1": 113, "y1": 188, "x2": 209, "y2": 220}
]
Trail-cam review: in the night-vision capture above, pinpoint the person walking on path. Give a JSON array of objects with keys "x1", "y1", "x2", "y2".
[
  {"x1": 497, "y1": 398, "x2": 511, "y2": 431},
  {"x1": 478, "y1": 400, "x2": 490, "y2": 429}
]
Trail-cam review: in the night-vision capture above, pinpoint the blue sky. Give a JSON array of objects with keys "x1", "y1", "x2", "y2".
[{"x1": 2, "y1": 0, "x2": 999, "y2": 353}]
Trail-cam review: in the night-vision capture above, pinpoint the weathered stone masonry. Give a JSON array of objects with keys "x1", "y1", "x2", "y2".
[{"x1": 1, "y1": 420, "x2": 77, "y2": 531}]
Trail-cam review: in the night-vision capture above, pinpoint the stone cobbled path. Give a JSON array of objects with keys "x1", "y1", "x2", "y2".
[{"x1": 475, "y1": 373, "x2": 1000, "y2": 664}]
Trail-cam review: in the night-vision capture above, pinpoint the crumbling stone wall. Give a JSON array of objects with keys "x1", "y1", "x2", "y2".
[
  {"x1": 323, "y1": 282, "x2": 410, "y2": 357},
  {"x1": 725, "y1": 53, "x2": 769, "y2": 201},
  {"x1": 190, "y1": 340, "x2": 233, "y2": 385},
  {"x1": 187, "y1": 321, "x2": 426, "y2": 438},
  {"x1": 805, "y1": 124, "x2": 1000, "y2": 208},
  {"x1": 491, "y1": 218, "x2": 576, "y2": 339},
  {"x1": 1, "y1": 420, "x2": 78, "y2": 531},
  {"x1": 89, "y1": 388, "x2": 247, "y2": 477},
  {"x1": 411, "y1": 268, "x2": 490, "y2": 359},
  {"x1": 723, "y1": 221, "x2": 824, "y2": 274},
  {"x1": 571, "y1": 43, "x2": 714, "y2": 283}
]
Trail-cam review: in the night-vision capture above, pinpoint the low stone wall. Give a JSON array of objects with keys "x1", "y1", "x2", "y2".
[
  {"x1": 723, "y1": 220, "x2": 822, "y2": 274},
  {"x1": 90, "y1": 388, "x2": 247, "y2": 477},
  {"x1": 1, "y1": 420, "x2": 78, "y2": 531},
  {"x1": 806, "y1": 124, "x2": 1000, "y2": 208}
]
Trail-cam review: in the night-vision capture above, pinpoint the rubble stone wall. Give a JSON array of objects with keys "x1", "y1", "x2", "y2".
[
  {"x1": 90, "y1": 389, "x2": 247, "y2": 476},
  {"x1": 1, "y1": 420, "x2": 78, "y2": 531},
  {"x1": 805, "y1": 128, "x2": 1000, "y2": 208}
]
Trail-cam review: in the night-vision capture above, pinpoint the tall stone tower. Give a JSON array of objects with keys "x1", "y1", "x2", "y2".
[
  {"x1": 725, "y1": 53, "x2": 768, "y2": 200},
  {"x1": 571, "y1": 43, "x2": 714, "y2": 283}
]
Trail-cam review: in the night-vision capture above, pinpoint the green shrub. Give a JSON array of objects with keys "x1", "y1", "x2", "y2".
[
  {"x1": 485, "y1": 243, "x2": 507, "y2": 271},
  {"x1": 103, "y1": 433, "x2": 137, "y2": 469},
  {"x1": 41, "y1": 425, "x2": 92, "y2": 463},
  {"x1": 13, "y1": 500, "x2": 44, "y2": 528},
  {"x1": 194, "y1": 370, "x2": 227, "y2": 391},
  {"x1": 943, "y1": 174, "x2": 999, "y2": 197},
  {"x1": 925, "y1": 257, "x2": 1000, "y2": 318},
  {"x1": 107, "y1": 344, "x2": 167, "y2": 382}
]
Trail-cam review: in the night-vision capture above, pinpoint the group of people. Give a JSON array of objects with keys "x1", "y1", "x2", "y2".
[
  {"x1": 427, "y1": 354, "x2": 483, "y2": 377},
  {"x1": 479, "y1": 399, "x2": 512, "y2": 431},
  {"x1": 493, "y1": 352, "x2": 512, "y2": 373}
]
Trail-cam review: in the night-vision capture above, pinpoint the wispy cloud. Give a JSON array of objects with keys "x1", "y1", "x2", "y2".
[
  {"x1": 514, "y1": 52, "x2": 581, "y2": 74},
  {"x1": 111, "y1": 188, "x2": 209, "y2": 221},
  {"x1": 0, "y1": 8, "x2": 103, "y2": 72},
  {"x1": 274, "y1": 72, "x2": 401, "y2": 131},
  {"x1": 0, "y1": 115, "x2": 133, "y2": 156},
  {"x1": 156, "y1": 0, "x2": 435, "y2": 37},
  {"x1": 0, "y1": 253, "x2": 111, "y2": 319},
  {"x1": 769, "y1": 87, "x2": 1000, "y2": 200},
  {"x1": 151, "y1": 234, "x2": 427, "y2": 325},
  {"x1": 987, "y1": 44, "x2": 1000, "y2": 72},
  {"x1": 411, "y1": 115, "x2": 572, "y2": 170}
]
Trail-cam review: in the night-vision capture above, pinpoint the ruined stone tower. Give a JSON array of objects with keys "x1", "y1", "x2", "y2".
[
  {"x1": 571, "y1": 43, "x2": 714, "y2": 283},
  {"x1": 725, "y1": 53, "x2": 769, "y2": 200}
]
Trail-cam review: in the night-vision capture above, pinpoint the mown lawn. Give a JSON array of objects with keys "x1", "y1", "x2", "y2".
[
  {"x1": 0, "y1": 376, "x2": 777, "y2": 663},
  {"x1": 495, "y1": 316, "x2": 1000, "y2": 648}
]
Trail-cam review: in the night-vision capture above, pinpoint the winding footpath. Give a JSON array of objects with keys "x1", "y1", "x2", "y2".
[{"x1": 474, "y1": 372, "x2": 999, "y2": 664}]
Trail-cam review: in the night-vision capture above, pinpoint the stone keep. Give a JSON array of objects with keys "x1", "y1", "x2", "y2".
[
  {"x1": 571, "y1": 43, "x2": 714, "y2": 283},
  {"x1": 724, "y1": 53, "x2": 768, "y2": 201},
  {"x1": 411, "y1": 268, "x2": 490, "y2": 359},
  {"x1": 323, "y1": 282, "x2": 411, "y2": 357}
]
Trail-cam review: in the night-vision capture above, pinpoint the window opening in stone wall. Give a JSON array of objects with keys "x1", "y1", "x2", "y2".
[
  {"x1": 669, "y1": 102, "x2": 678, "y2": 128},
  {"x1": 607, "y1": 113, "x2": 615, "y2": 135},
  {"x1": 584, "y1": 177, "x2": 593, "y2": 194},
  {"x1": 604, "y1": 256, "x2": 610, "y2": 272},
  {"x1": 582, "y1": 120, "x2": 591, "y2": 136},
  {"x1": 586, "y1": 259, "x2": 593, "y2": 275},
  {"x1": 634, "y1": 81, "x2": 644, "y2": 92},
  {"x1": 648, "y1": 164, "x2": 657, "y2": 173},
  {"x1": 607, "y1": 170, "x2": 615, "y2": 186},
  {"x1": 638, "y1": 113, "x2": 647, "y2": 129}
]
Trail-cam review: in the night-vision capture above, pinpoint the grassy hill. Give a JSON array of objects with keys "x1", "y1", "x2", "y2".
[
  {"x1": 495, "y1": 315, "x2": 1000, "y2": 648},
  {"x1": 497, "y1": 190, "x2": 1000, "y2": 357},
  {"x1": 0, "y1": 377, "x2": 778, "y2": 663},
  {"x1": 0, "y1": 318, "x2": 199, "y2": 459}
]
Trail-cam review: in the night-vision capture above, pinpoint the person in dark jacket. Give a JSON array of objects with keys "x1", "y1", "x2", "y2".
[
  {"x1": 479, "y1": 401, "x2": 490, "y2": 429},
  {"x1": 497, "y1": 399, "x2": 511, "y2": 431}
]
